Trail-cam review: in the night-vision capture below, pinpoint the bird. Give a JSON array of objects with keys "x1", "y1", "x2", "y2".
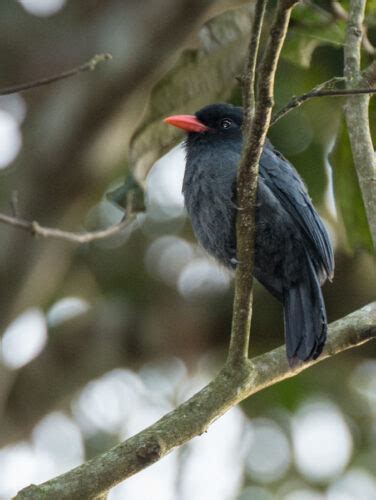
[{"x1": 164, "y1": 103, "x2": 334, "y2": 364}]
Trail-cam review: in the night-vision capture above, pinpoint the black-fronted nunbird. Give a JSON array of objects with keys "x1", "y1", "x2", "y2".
[{"x1": 164, "y1": 103, "x2": 334, "y2": 364}]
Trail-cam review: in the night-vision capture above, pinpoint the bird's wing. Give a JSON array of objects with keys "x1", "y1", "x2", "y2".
[{"x1": 259, "y1": 142, "x2": 334, "y2": 280}]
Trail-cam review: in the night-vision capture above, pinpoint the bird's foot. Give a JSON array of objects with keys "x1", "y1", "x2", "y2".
[
  {"x1": 230, "y1": 200, "x2": 245, "y2": 211},
  {"x1": 229, "y1": 257, "x2": 242, "y2": 266}
]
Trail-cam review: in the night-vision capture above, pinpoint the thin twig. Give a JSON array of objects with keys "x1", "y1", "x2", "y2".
[
  {"x1": 0, "y1": 53, "x2": 112, "y2": 96},
  {"x1": 15, "y1": 303, "x2": 376, "y2": 499},
  {"x1": 344, "y1": 0, "x2": 376, "y2": 248},
  {"x1": 271, "y1": 81, "x2": 376, "y2": 126},
  {"x1": 229, "y1": 0, "x2": 298, "y2": 366},
  {"x1": 0, "y1": 212, "x2": 136, "y2": 243},
  {"x1": 242, "y1": 0, "x2": 268, "y2": 120}
]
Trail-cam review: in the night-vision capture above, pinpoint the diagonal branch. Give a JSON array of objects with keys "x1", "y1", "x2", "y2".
[
  {"x1": 0, "y1": 54, "x2": 112, "y2": 96},
  {"x1": 229, "y1": 0, "x2": 298, "y2": 365},
  {"x1": 15, "y1": 303, "x2": 376, "y2": 499},
  {"x1": 271, "y1": 77, "x2": 376, "y2": 126},
  {"x1": 344, "y1": 0, "x2": 376, "y2": 248}
]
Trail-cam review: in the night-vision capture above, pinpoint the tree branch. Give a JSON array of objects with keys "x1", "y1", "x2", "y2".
[
  {"x1": 0, "y1": 177, "x2": 143, "y2": 243},
  {"x1": 229, "y1": 0, "x2": 298, "y2": 365},
  {"x1": 0, "y1": 212, "x2": 136, "y2": 244},
  {"x1": 15, "y1": 303, "x2": 376, "y2": 500},
  {"x1": 331, "y1": 0, "x2": 375, "y2": 55},
  {"x1": 271, "y1": 77, "x2": 376, "y2": 126},
  {"x1": 344, "y1": 0, "x2": 376, "y2": 248},
  {"x1": 0, "y1": 54, "x2": 112, "y2": 96},
  {"x1": 242, "y1": 0, "x2": 268, "y2": 119}
]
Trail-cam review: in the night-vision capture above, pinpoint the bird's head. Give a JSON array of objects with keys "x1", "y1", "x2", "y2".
[{"x1": 164, "y1": 103, "x2": 243, "y2": 143}]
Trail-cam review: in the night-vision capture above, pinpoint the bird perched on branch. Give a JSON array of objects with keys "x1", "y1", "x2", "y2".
[{"x1": 164, "y1": 103, "x2": 334, "y2": 364}]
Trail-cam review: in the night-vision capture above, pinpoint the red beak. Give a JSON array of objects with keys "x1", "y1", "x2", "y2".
[{"x1": 164, "y1": 114, "x2": 209, "y2": 133}]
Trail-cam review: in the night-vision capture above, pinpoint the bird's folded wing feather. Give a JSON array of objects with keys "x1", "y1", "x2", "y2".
[{"x1": 259, "y1": 143, "x2": 334, "y2": 280}]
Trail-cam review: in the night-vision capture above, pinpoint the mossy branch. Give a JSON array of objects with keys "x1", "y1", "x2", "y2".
[
  {"x1": 344, "y1": 0, "x2": 376, "y2": 248},
  {"x1": 15, "y1": 303, "x2": 376, "y2": 499}
]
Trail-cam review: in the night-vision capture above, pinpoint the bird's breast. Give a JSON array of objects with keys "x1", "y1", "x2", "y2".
[{"x1": 182, "y1": 160, "x2": 237, "y2": 266}]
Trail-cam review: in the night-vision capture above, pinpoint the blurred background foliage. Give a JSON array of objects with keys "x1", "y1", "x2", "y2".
[{"x1": 0, "y1": 0, "x2": 375, "y2": 499}]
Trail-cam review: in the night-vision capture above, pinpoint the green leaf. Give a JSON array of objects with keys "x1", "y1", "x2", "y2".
[
  {"x1": 330, "y1": 124, "x2": 373, "y2": 252},
  {"x1": 283, "y1": 5, "x2": 346, "y2": 67},
  {"x1": 129, "y1": 5, "x2": 252, "y2": 182}
]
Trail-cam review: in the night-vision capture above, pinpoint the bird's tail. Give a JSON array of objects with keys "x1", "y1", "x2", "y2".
[{"x1": 283, "y1": 251, "x2": 327, "y2": 365}]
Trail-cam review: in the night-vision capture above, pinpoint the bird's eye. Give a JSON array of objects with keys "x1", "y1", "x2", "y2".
[{"x1": 220, "y1": 118, "x2": 233, "y2": 129}]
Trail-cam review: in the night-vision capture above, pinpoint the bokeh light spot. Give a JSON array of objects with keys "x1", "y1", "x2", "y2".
[
  {"x1": 73, "y1": 369, "x2": 146, "y2": 435},
  {"x1": 178, "y1": 258, "x2": 230, "y2": 297},
  {"x1": 1, "y1": 308, "x2": 47, "y2": 369},
  {"x1": 178, "y1": 407, "x2": 246, "y2": 500},
  {"x1": 350, "y1": 360, "x2": 376, "y2": 413},
  {"x1": 146, "y1": 144, "x2": 186, "y2": 221},
  {"x1": 145, "y1": 235, "x2": 194, "y2": 285},
  {"x1": 0, "y1": 95, "x2": 27, "y2": 124},
  {"x1": 0, "y1": 109, "x2": 22, "y2": 169},
  {"x1": 32, "y1": 412, "x2": 84, "y2": 471},
  {"x1": 292, "y1": 399, "x2": 353, "y2": 482},
  {"x1": 0, "y1": 443, "x2": 53, "y2": 499},
  {"x1": 327, "y1": 468, "x2": 376, "y2": 500},
  {"x1": 47, "y1": 297, "x2": 90, "y2": 327},
  {"x1": 246, "y1": 419, "x2": 291, "y2": 483},
  {"x1": 18, "y1": 0, "x2": 66, "y2": 17}
]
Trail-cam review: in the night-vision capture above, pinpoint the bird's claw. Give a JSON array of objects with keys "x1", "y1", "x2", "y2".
[
  {"x1": 230, "y1": 200, "x2": 245, "y2": 211},
  {"x1": 229, "y1": 257, "x2": 242, "y2": 266}
]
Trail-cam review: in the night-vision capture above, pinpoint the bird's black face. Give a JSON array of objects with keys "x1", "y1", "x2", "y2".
[
  {"x1": 164, "y1": 103, "x2": 243, "y2": 141},
  {"x1": 195, "y1": 104, "x2": 243, "y2": 137}
]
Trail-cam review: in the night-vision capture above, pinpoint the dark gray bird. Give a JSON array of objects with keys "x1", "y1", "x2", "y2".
[{"x1": 164, "y1": 103, "x2": 334, "y2": 363}]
